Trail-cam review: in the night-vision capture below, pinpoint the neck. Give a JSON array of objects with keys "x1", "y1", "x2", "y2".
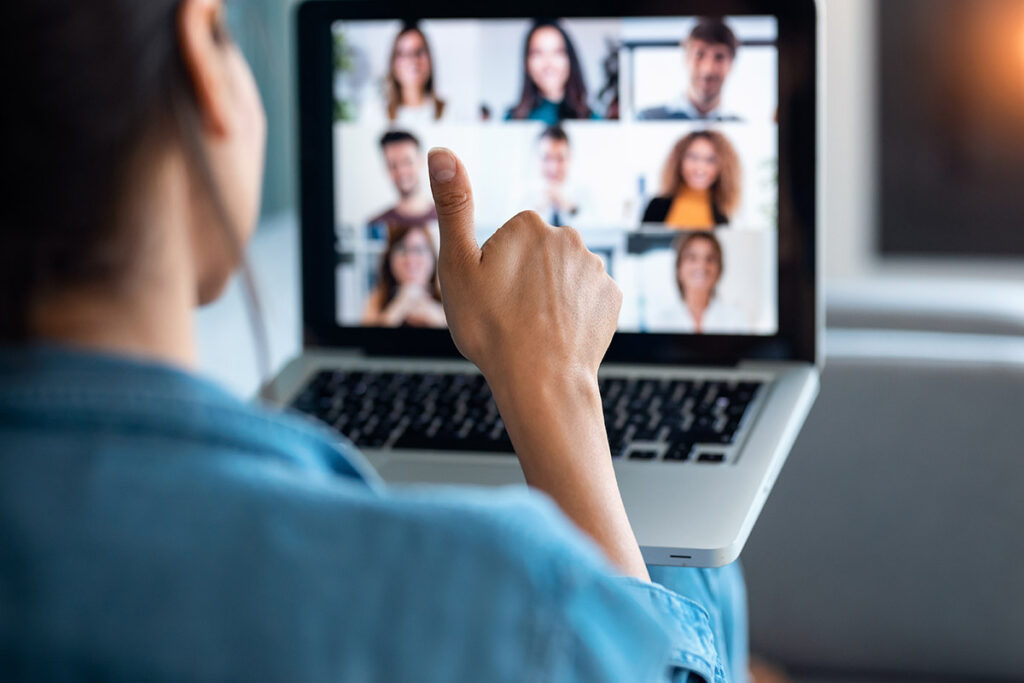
[
  {"x1": 32, "y1": 284, "x2": 197, "y2": 369},
  {"x1": 396, "y1": 191, "x2": 431, "y2": 215},
  {"x1": 685, "y1": 290, "x2": 712, "y2": 317},
  {"x1": 541, "y1": 88, "x2": 566, "y2": 104},
  {"x1": 401, "y1": 86, "x2": 426, "y2": 107},
  {"x1": 687, "y1": 90, "x2": 720, "y2": 115},
  {"x1": 31, "y1": 154, "x2": 199, "y2": 370}
]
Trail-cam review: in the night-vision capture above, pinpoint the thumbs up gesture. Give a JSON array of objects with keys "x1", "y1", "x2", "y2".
[
  {"x1": 427, "y1": 148, "x2": 622, "y2": 387},
  {"x1": 427, "y1": 147, "x2": 647, "y2": 579}
]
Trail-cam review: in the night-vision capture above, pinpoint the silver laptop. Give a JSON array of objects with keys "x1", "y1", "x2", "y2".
[{"x1": 273, "y1": 0, "x2": 822, "y2": 567}]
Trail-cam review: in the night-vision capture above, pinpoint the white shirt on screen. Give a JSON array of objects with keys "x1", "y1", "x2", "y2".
[
  {"x1": 517, "y1": 183, "x2": 595, "y2": 228},
  {"x1": 363, "y1": 96, "x2": 476, "y2": 127},
  {"x1": 643, "y1": 294, "x2": 751, "y2": 334}
]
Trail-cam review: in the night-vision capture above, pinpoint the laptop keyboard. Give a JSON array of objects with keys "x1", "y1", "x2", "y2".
[{"x1": 290, "y1": 370, "x2": 762, "y2": 464}]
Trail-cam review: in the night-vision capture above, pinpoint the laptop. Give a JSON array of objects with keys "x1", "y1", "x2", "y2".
[{"x1": 273, "y1": 0, "x2": 822, "y2": 567}]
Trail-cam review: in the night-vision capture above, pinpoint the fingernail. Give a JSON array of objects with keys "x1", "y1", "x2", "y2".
[{"x1": 428, "y1": 148, "x2": 456, "y2": 183}]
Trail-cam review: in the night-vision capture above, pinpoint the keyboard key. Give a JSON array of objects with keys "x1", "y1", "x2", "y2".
[
  {"x1": 698, "y1": 453, "x2": 726, "y2": 464},
  {"x1": 628, "y1": 449, "x2": 659, "y2": 461},
  {"x1": 664, "y1": 443, "x2": 693, "y2": 462}
]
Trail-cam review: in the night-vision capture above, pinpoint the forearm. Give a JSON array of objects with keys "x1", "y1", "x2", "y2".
[{"x1": 490, "y1": 367, "x2": 650, "y2": 581}]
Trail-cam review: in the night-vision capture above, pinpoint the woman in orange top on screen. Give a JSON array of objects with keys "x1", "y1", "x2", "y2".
[
  {"x1": 362, "y1": 225, "x2": 446, "y2": 328},
  {"x1": 642, "y1": 130, "x2": 742, "y2": 229}
]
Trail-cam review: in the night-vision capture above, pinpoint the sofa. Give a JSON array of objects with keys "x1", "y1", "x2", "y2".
[{"x1": 743, "y1": 291, "x2": 1024, "y2": 682}]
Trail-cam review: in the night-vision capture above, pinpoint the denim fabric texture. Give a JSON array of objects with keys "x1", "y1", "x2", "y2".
[{"x1": 0, "y1": 346, "x2": 744, "y2": 682}]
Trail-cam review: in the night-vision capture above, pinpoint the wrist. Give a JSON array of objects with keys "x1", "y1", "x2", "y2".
[
  {"x1": 486, "y1": 365, "x2": 648, "y2": 579},
  {"x1": 487, "y1": 363, "x2": 601, "y2": 437}
]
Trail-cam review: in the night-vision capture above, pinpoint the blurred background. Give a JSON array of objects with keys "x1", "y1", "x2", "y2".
[{"x1": 203, "y1": 1, "x2": 1024, "y2": 681}]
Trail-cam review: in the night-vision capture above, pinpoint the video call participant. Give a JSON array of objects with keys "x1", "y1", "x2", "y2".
[
  {"x1": 505, "y1": 20, "x2": 599, "y2": 124},
  {"x1": 645, "y1": 233, "x2": 749, "y2": 334},
  {"x1": 638, "y1": 18, "x2": 742, "y2": 122},
  {"x1": 368, "y1": 131, "x2": 438, "y2": 233},
  {"x1": 642, "y1": 130, "x2": 741, "y2": 229},
  {"x1": 383, "y1": 23, "x2": 447, "y2": 124},
  {"x1": 519, "y1": 126, "x2": 591, "y2": 227},
  {"x1": 361, "y1": 225, "x2": 446, "y2": 328}
]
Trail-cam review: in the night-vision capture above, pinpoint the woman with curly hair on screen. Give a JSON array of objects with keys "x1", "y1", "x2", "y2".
[{"x1": 642, "y1": 130, "x2": 742, "y2": 229}]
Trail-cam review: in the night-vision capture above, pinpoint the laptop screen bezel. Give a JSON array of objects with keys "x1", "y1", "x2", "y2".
[{"x1": 296, "y1": 0, "x2": 818, "y2": 366}]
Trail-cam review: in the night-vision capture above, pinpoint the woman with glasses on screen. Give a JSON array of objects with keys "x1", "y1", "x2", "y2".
[
  {"x1": 362, "y1": 225, "x2": 446, "y2": 328},
  {"x1": 505, "y1": 20, "x2": 600, "y2": 124},
  {"x1": 643, "y1": 130, "x2": 742, "y2": 229},
  {"x1": 383, "y1": 22, "x2": 448, "y2": 124},
  {"x1": 0, "y1": 2, "x2": 746, "y2": 681}
]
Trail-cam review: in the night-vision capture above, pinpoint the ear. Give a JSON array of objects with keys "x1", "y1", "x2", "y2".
[{"x1": 177, "y1": 0, "x2": 231, "y2": 137}]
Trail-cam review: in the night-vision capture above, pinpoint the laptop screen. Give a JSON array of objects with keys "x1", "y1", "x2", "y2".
[{"x1": 329, "y1": 16, "x2": 780, "y2": 337}]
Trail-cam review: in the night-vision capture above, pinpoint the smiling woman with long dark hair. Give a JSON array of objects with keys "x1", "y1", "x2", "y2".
[{"x1": 505, "y1": 20, "x2": 599, "y2": 123}]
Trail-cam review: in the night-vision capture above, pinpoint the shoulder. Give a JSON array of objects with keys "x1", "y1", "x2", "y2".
[
  {"x1": 707, "y1": 299, "x2": 749, "y2": 330},
  {"x1": 253, "y1": 485, "x2": 669, "y2": 677},
  {"x1": 362, "y1": 287, "x2": 385, "y2": 318},
  {"x1": 368, "y1": 207, "x2": 397, "y2": 226},
  {"x1": 638, "y1": 106, "x2": 691, "y2": 121},
  {"x1": 643, "y1": 196, "x2": 673, "y2": 223},
  {"x1": 712, "y1": 203, "x2": 730, "y2": 226}
]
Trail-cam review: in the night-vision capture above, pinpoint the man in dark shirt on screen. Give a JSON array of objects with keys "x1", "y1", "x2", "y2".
[{"x1": 368, "y1": 131, "x2": 438, "y2": 235}]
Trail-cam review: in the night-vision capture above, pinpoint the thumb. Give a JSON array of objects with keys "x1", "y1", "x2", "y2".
[{"x1": 428, "y1": 148, "x2": 479, "y2": 267}]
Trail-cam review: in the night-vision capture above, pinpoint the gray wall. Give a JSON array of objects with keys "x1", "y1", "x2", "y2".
[{"x1": 230, "y1": 0, "x2": 297, "y2": 218}]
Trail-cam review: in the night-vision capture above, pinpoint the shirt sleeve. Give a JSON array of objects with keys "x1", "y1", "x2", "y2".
[
  {"x1": 544, "y1": 559, "x2": 726, "y2": 683},
  {"x1": 370, "y1": 485, "x2": 731, "y2": 683}
]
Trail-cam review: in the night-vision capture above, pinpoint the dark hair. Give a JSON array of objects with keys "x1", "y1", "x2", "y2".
[
  {"x1": 510, "y1": 20, "x2": 592, "y2": 121},
  {"x1": 377, "y1": 225, "x2": 441, "y2": 308},
  {"x1": 1, "y1": 2, "x2": 270, "y2": 378},
  {"x1": 538, "y1": 125, "x2": 570, "y2": 145},
  {"x1": 379, "y1": 130, "x2": 421, "y2": 151},
  {"x1": 674, "y1": 232, "x2": 724, "y2": 301},
  {"x1": 386, "y1": 23, "x2": 445, "y2": 121},
  {"x1": 687, "y1": 18, "x2": 740, "y2": 58}
]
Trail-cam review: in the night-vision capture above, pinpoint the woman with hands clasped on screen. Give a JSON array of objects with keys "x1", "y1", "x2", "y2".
[
  {"x1": 361, "y1": 224, "x2": 446, "y2": 328},
  {"x1": 0, "y1": 1, "x2": 746, "y2": 680}
]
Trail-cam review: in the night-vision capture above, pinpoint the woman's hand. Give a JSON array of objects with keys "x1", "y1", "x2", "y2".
[
  {"x1": 426, "y1": 152, "x2": 621, "y2": 388},
  {"x1": 378, "y1": 286, "x2": 419, "y2": 327},
  {"x1": 427, "y1": 148, "x2": 648, "y2": 580},
  {"x1": 404, "y1": 293, "x2": 447, "y2": 328}
]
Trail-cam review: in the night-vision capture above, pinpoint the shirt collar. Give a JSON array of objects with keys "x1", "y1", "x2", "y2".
[{"x1": 668, "y1": 95, "x2": 730, "y2": 121}]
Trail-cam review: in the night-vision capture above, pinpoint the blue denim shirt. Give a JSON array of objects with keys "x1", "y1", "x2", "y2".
[{"x1": 0, "y1": 346, "x2": 745, "y2": 682}]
